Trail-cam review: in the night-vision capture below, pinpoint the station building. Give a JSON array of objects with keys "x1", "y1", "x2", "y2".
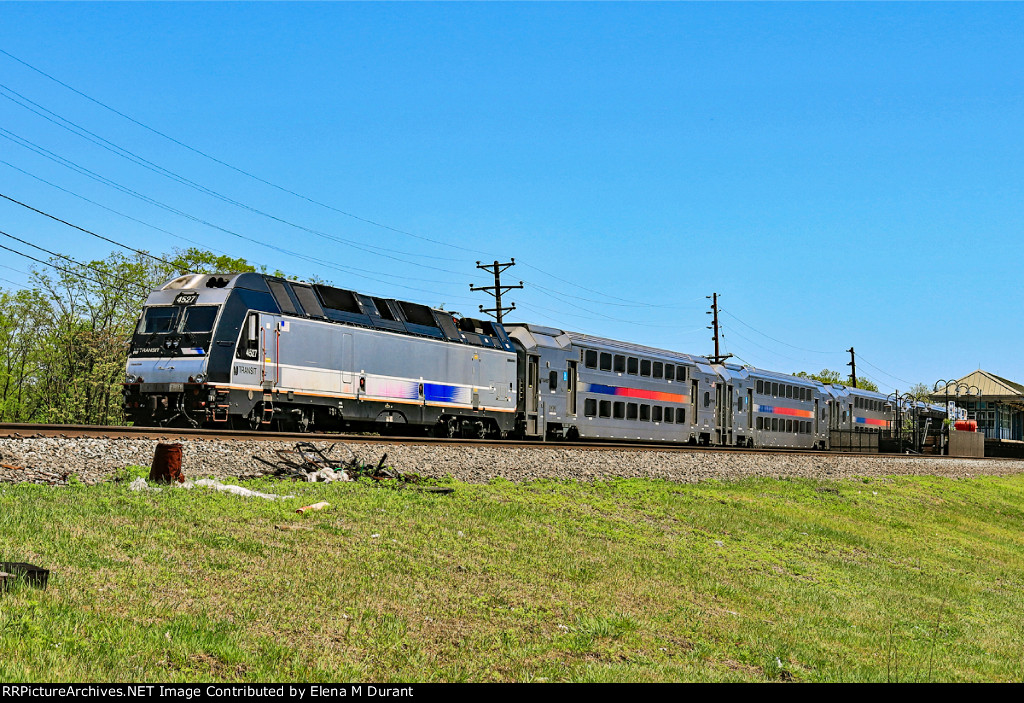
[{"x1": 928, "y1": 370, "x2": 1024, "y2": 441}]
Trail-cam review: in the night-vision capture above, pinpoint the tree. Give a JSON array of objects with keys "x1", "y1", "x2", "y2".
[
  {"x1": 794, "y1": 369, "x2": 879, "y2": 392},
  {"x1": 0, "y1": 246, "x2": 259, "y2": 425}
]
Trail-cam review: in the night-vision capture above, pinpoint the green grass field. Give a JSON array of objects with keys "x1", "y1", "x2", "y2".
[{"x1": 2, "y1": 468, "x2": 1023, "y2": 682}]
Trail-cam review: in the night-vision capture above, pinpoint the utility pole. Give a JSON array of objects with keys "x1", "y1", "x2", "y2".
[
  {"x1": 705, "y1": 293, "x2": 733, "y2": 364},
  {"x1": 469, "y1": 259, "x2": 523, "y2": 324},
  {"x1": 847, "y1": 347, "x2": 857, "y2": 388}
]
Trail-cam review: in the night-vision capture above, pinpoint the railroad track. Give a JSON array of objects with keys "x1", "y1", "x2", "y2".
[{"x1": 0, "y1": 422, "x2": 994, "y2": 461}]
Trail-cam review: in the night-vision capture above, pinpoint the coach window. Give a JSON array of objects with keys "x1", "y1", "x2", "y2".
[
  {"x1": 585, "y1": 399, "x2": 597, "y2": 417},
  {"x1": 614, "y1": 355, "x2": 626, "y2": 373},
  {"x1": 786, "y1": 419, "x2": 793, "y2": 433},
  {"x1": 785, "y1": 385, "x2": 792, "y2": 399},
  {"x1": 627, "y1": 357, "x2": 638, "y2": 375},
  {"x1": 703, "y1": 391, "x2": 711, "y2": 408},
  {"x1": 756, "y1": 417, "x2": 763, "y2": 430},
  {"x1": 640, "y1": 404, "x2": 651, "y2": 421},
  {"x1": 665, "y1": 365, "x2": 675, "y2": 382},
  {"x1": 614, "y1": 402, "x2": 625, "y2": 419},
  {"x1": 585, "y1": 350, "x2": 598, "y2": 369},
  {"x1": 653, "y1": 362, "x2": 663, "y2": 379},
  {"x1": 678, "y1": 366, "x2": 688, "y2": 382},
  {"x1": 641, "y1": 360, "x2": 651, "y2": 377},
  {"x1": 677, "y1": 409, "x2": 687, "y2": 424},
  {"x1": 599, "y1": 400, "x2": 611, "y2": 418},
  {"x1": 549, "y1": 371, "x2": 558, "y2": 391},
  {"x1": 627, "y1": 403, "x2": 638, "y2": 420},
  {"x1": 653, "y1": 406, "x2": 663, "y2": 422},
  {"x1": 665, "y1": 407, "x2": 674, "y2": 423},
  {"x1": 770, "y1": 382, "x2": 777, "y2": 396},
  {"x1": 600, "y1": 353, "x2": 612, "y2": 372}
]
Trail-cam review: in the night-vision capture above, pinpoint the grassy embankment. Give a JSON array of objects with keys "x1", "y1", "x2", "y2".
[{"x1": 1, "y1": 466, "x2": 1024, "y2": 682}]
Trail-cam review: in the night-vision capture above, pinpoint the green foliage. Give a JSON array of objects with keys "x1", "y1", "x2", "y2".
[
  {"x1": 794, "y1": 369, "x2": 879, "y2": 392},
  {"x1": 0, "y1": 247, "x2": 257, "y2": 424}
]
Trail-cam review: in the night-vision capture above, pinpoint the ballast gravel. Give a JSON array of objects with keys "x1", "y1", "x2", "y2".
[{"x1": 1, "y1": 435, "x2": 1024, "y2": 486}]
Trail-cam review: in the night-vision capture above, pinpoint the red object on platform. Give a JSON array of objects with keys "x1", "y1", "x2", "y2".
[{"x1": 954, "y1": 420, "x2": 978, "y2": 432}]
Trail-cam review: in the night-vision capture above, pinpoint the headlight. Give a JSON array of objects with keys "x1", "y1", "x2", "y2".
[
  {"x1": 194, "y1": 373, "x2": 206, "y2": 384},
  {"x1": 125, "y1": 374, "x2": 138, "y2": 384}
]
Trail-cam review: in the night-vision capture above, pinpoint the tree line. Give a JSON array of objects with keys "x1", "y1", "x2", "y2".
[{"x1": 0, "y1": 248, "x2": 255, "y2": 425}]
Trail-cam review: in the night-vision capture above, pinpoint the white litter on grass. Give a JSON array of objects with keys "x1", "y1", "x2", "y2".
[
  {"x1": 128, "y1": 477, "x2": 162, "y2": 492},
  {"x1": 127, "y1": 477, "x2": 293, "y2": 501},
  {"x1": 306, "y1": 468, "x2": 351, "y2": 483},
  {"x1": 190, "y1": 478, "x2": 294, "y2": 501}
]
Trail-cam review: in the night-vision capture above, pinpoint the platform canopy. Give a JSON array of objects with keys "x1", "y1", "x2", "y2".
[{"x1": 929, "y1": 370, "x2": 1024, "y2": 407}]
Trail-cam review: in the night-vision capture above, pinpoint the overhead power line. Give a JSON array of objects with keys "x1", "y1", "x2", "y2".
[
  {"x1": 0, "y1": 192, "x2": 179, "y2": 268},
  {"x1": 0, "y1": 47, "x2": 681, "y2": 310}
]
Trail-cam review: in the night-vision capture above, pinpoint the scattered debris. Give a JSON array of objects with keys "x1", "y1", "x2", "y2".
[
  {"x1": 127, "y1": 477, "x2": 293, "y2": 501},
  {"x1": 191, "y1": 478, "x2": 294, "y2": 501},
  {"x1": 263, "y1": 442, "x2": 428, "y2": 487},
  {"x1": 129, "y1": 477, "x2": 162, "y2": 493},
  {"x1": 275, "y1": 524, "x2": 314, "y2": 532},
  {"x1": 296, "y1": 501, "x2": 330, "y2": 514},
  {"x1": 0, "y1": 562, "x2": 49, "y2": 590},
  {"x1": 0, "y1": 463, "x2": 22, "y2": 471}
]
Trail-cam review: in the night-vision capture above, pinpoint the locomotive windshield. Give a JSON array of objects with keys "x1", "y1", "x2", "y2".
[
  {"x1": 138, "y1": 307, "x2": 179, "y2": 334},
  {"x1": 137, "y1": 305, "x2": 219, "y2": 334},
  {"x1": 180, "y1": 306, "x2": 218, "y2": 333}
]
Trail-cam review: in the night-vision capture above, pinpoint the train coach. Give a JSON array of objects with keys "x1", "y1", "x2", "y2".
[
  {"x1": 504, "y1": 322, "x2": 894, "y2": 449},
  {"x1": 123, "y1": 272, "x2": 518, "y2": 437}
]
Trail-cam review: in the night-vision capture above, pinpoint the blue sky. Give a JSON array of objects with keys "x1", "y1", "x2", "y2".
[{"x1": 1, "y1": 3, "x2": 1022, "y2": 394}]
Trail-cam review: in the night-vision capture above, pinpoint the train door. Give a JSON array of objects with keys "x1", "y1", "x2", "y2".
[
  {"x1": 341, "y1": 333, "x2": 353, "y2": 395},
  {"x1": 746, "y1": 388, "x2": 754, "y2": 435},
  {"x1": 814, "y1": 398, "x2": 820, "y2": 436},
  {"x1": 716, "y1": 383, "x2": 733, "y2": 445},
  {"x1": 566, "y1": 360, "x2": 578, "y2": 416},
  {"x1": 690, "y1": 379, "x2": 698, "y2": 436},
  {"x1": 526, "y1": 355, "x2": 540, "y2": 435}
]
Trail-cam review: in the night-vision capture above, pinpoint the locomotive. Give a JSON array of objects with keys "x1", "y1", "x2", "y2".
[{"x1": 123, "y1": 272, "x2": 901, "y2": 449}]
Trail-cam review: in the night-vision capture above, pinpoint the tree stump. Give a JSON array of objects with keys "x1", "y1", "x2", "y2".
[{"x1": 149, "y1": 442, "x2": 184, "y2": 484}]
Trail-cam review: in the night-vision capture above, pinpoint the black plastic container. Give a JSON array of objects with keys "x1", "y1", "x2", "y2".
[{"x1": 0, "y1": 562, "x2": 49, "y2": 590}]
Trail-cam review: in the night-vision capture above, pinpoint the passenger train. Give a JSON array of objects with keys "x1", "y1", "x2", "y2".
[{"x1": 123, "y1": 272, "x2": 903, "y2": 449}]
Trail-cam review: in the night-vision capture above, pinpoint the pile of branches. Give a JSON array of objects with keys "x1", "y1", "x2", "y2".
[{"x1": 258, "y1": 442, "x2": 423, "y2": 485}]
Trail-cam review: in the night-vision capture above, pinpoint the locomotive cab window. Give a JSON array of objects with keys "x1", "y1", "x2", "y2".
[
  {"x1": 235, "y1": 313, "x2": 260, "y2": 359},
  {"x1": 180, "y1": 306, "x2": 218, "y2": 334},
  {"x1": 139, "y1": 307, "x2": 179, "y2": 334}
]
